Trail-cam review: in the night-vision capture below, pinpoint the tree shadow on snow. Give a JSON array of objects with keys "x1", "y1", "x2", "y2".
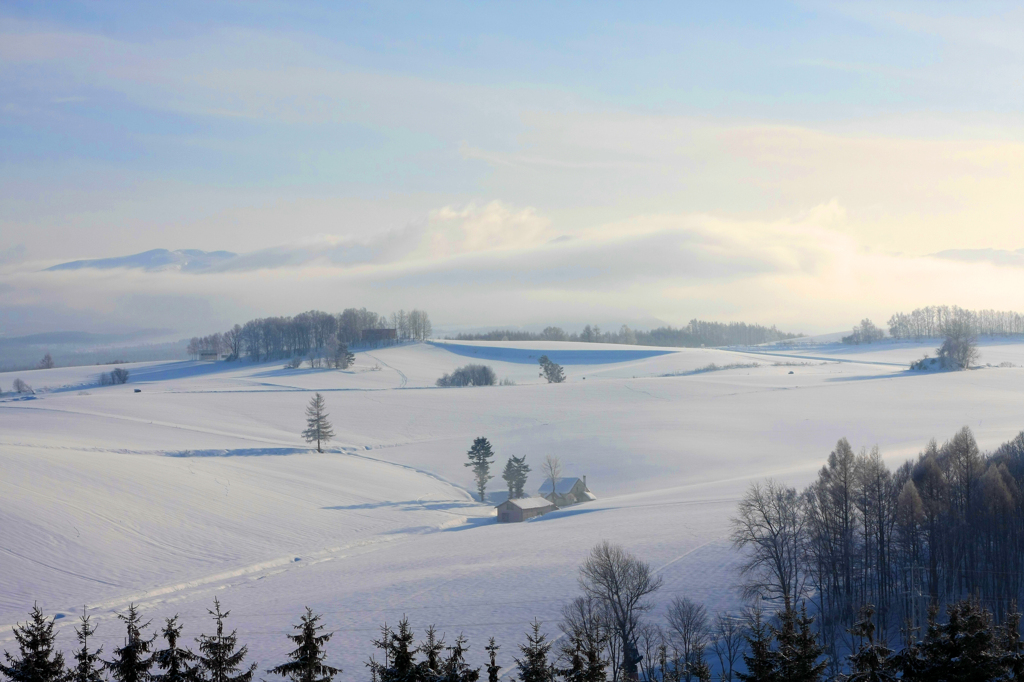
[{"x1": 322, "y1": 499, "x2": 482, "y2": 512}]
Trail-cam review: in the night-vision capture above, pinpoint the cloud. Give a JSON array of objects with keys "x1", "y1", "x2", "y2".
[
  {"x1": 0, "y1": 244, "x2": 26, "y2": 265},
  {"x1": 931, "y1": 248, "x2": 1024, "y2": 268},
  {"x1": 6, "y1": 201, "x2": 1024, "y2": 337}
]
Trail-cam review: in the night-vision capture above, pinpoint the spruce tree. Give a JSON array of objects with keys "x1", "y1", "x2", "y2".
[
  {"x1": 267, "y1": 608, "x2": 340, "y2": 682},
  {"x1": 417, "y1": 626, "x2": 444, "y2": 682},
  {"x1": 537, "y1": 357, "x2": 565, "y2": 384},
  {"x1": 846, "y1": 605, "x2": 898, "y2": 682},
  {"x1": 513, "y1": 457, "x2": 530, "y2": 499},
  {"x1": 439, "y1": 636, "x2": 478, "y2": 682},
  {"x1": 484, "y1": 639, "x2": 500, "y2": 682},
  {"x1": 194, "y1": 599, "x2": 256, "y2": 682},
  {"x1": 0, "y1": 605, "x2": 68, "y2": 682},
  {"x1": 999, "y1": 603, "x2": 1024, "y2": 680},
  {"x1": 70, "y1": 609, "x2": 104, "y2": 682},
  {"x1": 736, "y1": 606, "x2": 778, "y2": 682},
  {"x1": 106, "y1": 604, "x2": 155, "y2": 682},
  {"x1": 502, "y1": 458, "x2": 518, "y2": 500},
  {"x1": 302, "y1": 393, "x2": 335, "y2": 453},
  {"x1": 153, "y1": 616, "x2": 196, "y2": 682},
  {"x1": 916, "y1": 597, "x2": 1002, "y2": 681},
  {"x1": 464, "y1": 438, "x2": 494, "y2": 503},
  {"x1": 513, "y1": 621, "x2": 553, "y2": 682},
  {"x1": 368, "y1": 619, "x2": 417, "y2": 682},
  {"x1": 772, "y1": 605, "x2": 825, "y2": 682}
]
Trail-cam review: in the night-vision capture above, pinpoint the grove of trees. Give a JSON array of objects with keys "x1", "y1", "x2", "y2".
[
  {"x1": 436, "y1": 365, "x2": 497, "y2": 387},
  {"x1": 188, "y1": 309, "x2": 431, "y2": 365},
  {"x1": 887, "y1": 305, "x2": 1024, "y2": 340}
]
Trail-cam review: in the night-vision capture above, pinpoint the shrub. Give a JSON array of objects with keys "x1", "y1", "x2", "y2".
[
  {"x1": 436, "y1": 364, "x2": 497, "y2": 387},
  {"x1": 285, "y1": 356, "x2": 303, "y2": 369},
  {"x1": 111, "y1": 367, "x2": 130, "y2": 384},
  {"x1": 12, "y1": 378, "x2": 33, "y2": 394}
]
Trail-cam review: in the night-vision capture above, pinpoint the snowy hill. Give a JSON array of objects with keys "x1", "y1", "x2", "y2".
[
  {"x1": 3, "y1": 339, "x2": 1024, "y2": 673},
  {"x1": 46, "y1": 249, "x2": 238, "y2": 273}
]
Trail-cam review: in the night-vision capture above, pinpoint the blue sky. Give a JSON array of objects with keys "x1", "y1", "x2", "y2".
[{"x1": 1, "y1": 2, "x2": 1022, "y2": 334}]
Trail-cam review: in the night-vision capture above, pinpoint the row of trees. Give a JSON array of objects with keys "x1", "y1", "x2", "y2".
[
  {"x1": 189, "y1": 309, "x2": 431, "y2": 365},
  {"x1": 7, "y1": 541, "x2": 1024, "y2": 682},
  {"x1": 436, "y1": 365, "x2": 497, "y2": 387},
  {"x1": 731, "y1": 427, "x2": 1024, "y2": 674},
  {"x1": 452, "y1": 321, "x2": 800, "y2": 349},
  {"x1": 887, "y1": 305, "x2": 1024, "y2": 340}
]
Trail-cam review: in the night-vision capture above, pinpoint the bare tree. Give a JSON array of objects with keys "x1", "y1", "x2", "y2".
[
  {"x1": 634, "y1": 621, "x2": 662, "y2": 682},
  {"x1": 559, "y1": 596, "x2": 611, "y2": 682},
  {"x1": 730, "y1": 479, "x2": 807, "y2": 609},
  {"x1": 12, "y1": 378, "x2": 33, "y2": 394},
  {"x1": 709, "y1": 613, "x2": 744, "y2": 682},
  {"x1": 542, "y1": 456, "x2": 562, "y2": 503},
  {"x1": 38, "y1": 353, "x2": 55, "y2": 369},
  {"x1": 578, "y1": 541, "x2": 663, "y2": 681},
  {"x1": 665, "y1": 596, "x2": 708, "y2": 682}
]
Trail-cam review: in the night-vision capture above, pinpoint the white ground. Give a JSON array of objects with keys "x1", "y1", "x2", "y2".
[{"x1": 2, "y1": 338, "x2": 1023, "y2": 674}]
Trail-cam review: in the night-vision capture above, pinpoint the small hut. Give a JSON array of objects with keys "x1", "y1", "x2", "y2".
[
  {"x1": 495, "y1": 496, "x2": 557, "y2": 523},
  {"x1": 538, "y1": 476, "x2": 596, "y2": 507}
]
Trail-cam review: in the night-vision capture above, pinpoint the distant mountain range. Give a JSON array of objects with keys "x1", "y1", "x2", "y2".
[{"x1": 46, "y1": 249, "x2": 238, "y2": 273}]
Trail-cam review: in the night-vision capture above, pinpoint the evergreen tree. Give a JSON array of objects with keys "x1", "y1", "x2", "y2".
[
  {"x1": 0, "y1": 605, "x2": 68, "y2": 682},
  {"x1": 439, "y1": 636, "x2": 478, "y2": 682},
  {"x1": 194, "y1": 599, "x2": 256, "y2": 682},
  {"x1": 70, "y1": 609, "x2": 104, "y2": 682},
  {"x1": 416, "y1": 626, "x2": 444, "y2": 682},
  {"x1": 153, "y1": 617, "x2": 197, "y2": 682},
  {"x1": 484, "y1": 639, "x2": 500, "y2": 682},
  {"x1": 302, "y1": 393, "x2": 335, "y2": 453},
  {"x1": 512, "y1": 457, "x2": 530, "y2": 499},
  {"x1": 502, "y1": 458, "x2": 518, "y2": 500},
  {"x1": 772, "y1": 605, "x2": 825, "y2": 682},
  {"x1": 914, "y1": 597, "x2": 1002, "y2": 682},
  {"x1": 514, "y1": 621, "x2": 553, "y2": 682},
  {"x1": 335, "y1": 344, "x2": 355, "y2": 370},
  {"x1": 736, "y1": 605, "x2": 778, "y2": 682},
  {"x1": 537, "y1": 357, "x2": 565, "y2": 384},
  {"x1": 368, "y1": 619, "x2": 417, "y2": 682},
  {"x1": 464, "y1": 438, "x2": 494, "y2": 503},
  {"x1": 106, "y1": 604, "x2": 155, "y2": 682},
  {"x1": 846, "y1": 605, "x2": 898, "y2": 682},
  {"x1": 267, "y1": 608, "x2": 340, "y2": 682},
  {"x1": 999, "y1": 603, "x2": 1024, "y2": 680},
  {"x1": 687, "y1": 649, "x2": 711, "y2": 682}
]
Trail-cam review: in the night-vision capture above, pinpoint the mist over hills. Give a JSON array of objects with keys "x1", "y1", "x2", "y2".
[{"x1": 46, "y1": 249, "x2": 238, "y2": 273}]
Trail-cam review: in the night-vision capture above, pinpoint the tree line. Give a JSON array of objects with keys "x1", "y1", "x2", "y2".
[
  {"x1": 186, "y1": 309, "x2": 431, "y2": 364},
  {"x1": 451, "y1": 321, "x2": 801, "y2": 349},
  {"x1": 731, "y1": 426, "x2": 1024, "y2": 676},
  {"x1": 887, "y1": 305, "x2": 1024, "y2": 340},
  {"x1": 6, "y1": 540, "x2": 1024, "y2": 682}
]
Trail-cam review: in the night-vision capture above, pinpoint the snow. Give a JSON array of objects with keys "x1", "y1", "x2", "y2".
[
  {"x1": 3, "y1": 338, "x2": 1024, "y2": 675},
  {"x1": 506, "y1": 497, "x2": 557, "y2": 510}
]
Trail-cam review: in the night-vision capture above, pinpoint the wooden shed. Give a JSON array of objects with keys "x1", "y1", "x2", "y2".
[{"x1": 495, "y1": 496, "x2": 557, "y2": 523}]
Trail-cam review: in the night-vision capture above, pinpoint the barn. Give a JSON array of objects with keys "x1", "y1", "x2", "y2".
[
  {"x1": 538, "y1": 476, "x2": 596, "y2": 507},
  {"x1": 495, "y1": 496, "x2": 557, "y2": 523}
]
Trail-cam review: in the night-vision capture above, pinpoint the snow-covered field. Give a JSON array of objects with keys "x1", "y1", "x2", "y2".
[{"x1": 3, "y1": 338, "x2": 1023, "y2": 674}]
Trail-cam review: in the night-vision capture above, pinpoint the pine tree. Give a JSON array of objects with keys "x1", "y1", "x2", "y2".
[
  {"x1": 153, "y1": 616, "x2": 197, "y2": 682},
  {"x1": 513, "y1": 457, "x2": 530, "y2": 499},
  {"x1": 464, "y1": 438, "x2": 494, "y2": 503},
  {"x1": 484, "y1": 639, "x2": 500, "y2": 682},
  {"x1": 194, "y1": 599, "x2": 256, "y2": 682},
  {"x1": 514, "y1": 621, "x2": 553, "y2": 682},
  {"x1": 0, "y1": 605, "x2": 68, "y2": 682},
  {"x1": 846, "y1": 605, "x2": 898, "y2": 682},
  {"x1": 302, "y1": 393, "x2": 335, "y2": 453},
  {"x1": 772, "y1": 605, "x2": 826, "y2": 682},
  {"x1": 267, "y1": 608, "x2": 340, "y2": 682},
  {"x1": 439, "y1": 636, "x2": 478, "y2": 682},
  {"x1": 999, "y1": 603, "x2": 1024, "y2": 680},
  {"x1": 368, "y1": 619, "x2": 417, "y2": 682},
  {"x1": 915, "y1": 597, "x2": 1002, "y2": 682},
  {"x1": 70, "y1": 609, "x2": 104, "y2": 682},
  {"x1": 736, "y1": 605, "x2": 778, "y2": 682},
  {"x1": 335, "y1": 344, "x2": 355, "y2": 370},
  {"x1": 106, "y1": 604, "x2": 155, "y2": 682},
  {"x1": 537, "y1": 357, "x2": 565, "y2": 384},
  {"x1": 502, "y1": 458, "x2": 518, "y2": 500},
  {"x1": 417, "y1": 626, "x2": 444, "y2": 682}
]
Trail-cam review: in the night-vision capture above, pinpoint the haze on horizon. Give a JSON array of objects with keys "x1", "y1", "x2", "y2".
[{"x1": 2, "y1": 2, "x2": 1023, "y2": 337}]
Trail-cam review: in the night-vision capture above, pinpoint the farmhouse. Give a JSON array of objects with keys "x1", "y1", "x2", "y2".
[
  {"x1": 495, "y1": 496, "x2": 557, "y2": 523},
  {"x1": 538, "y1": 476, "x2": 596, "y2": 507}
]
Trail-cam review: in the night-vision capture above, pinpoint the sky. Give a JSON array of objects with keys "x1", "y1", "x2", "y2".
[{"x1": 1, "y1": 1, "x2": 1023, "y2": 336}]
